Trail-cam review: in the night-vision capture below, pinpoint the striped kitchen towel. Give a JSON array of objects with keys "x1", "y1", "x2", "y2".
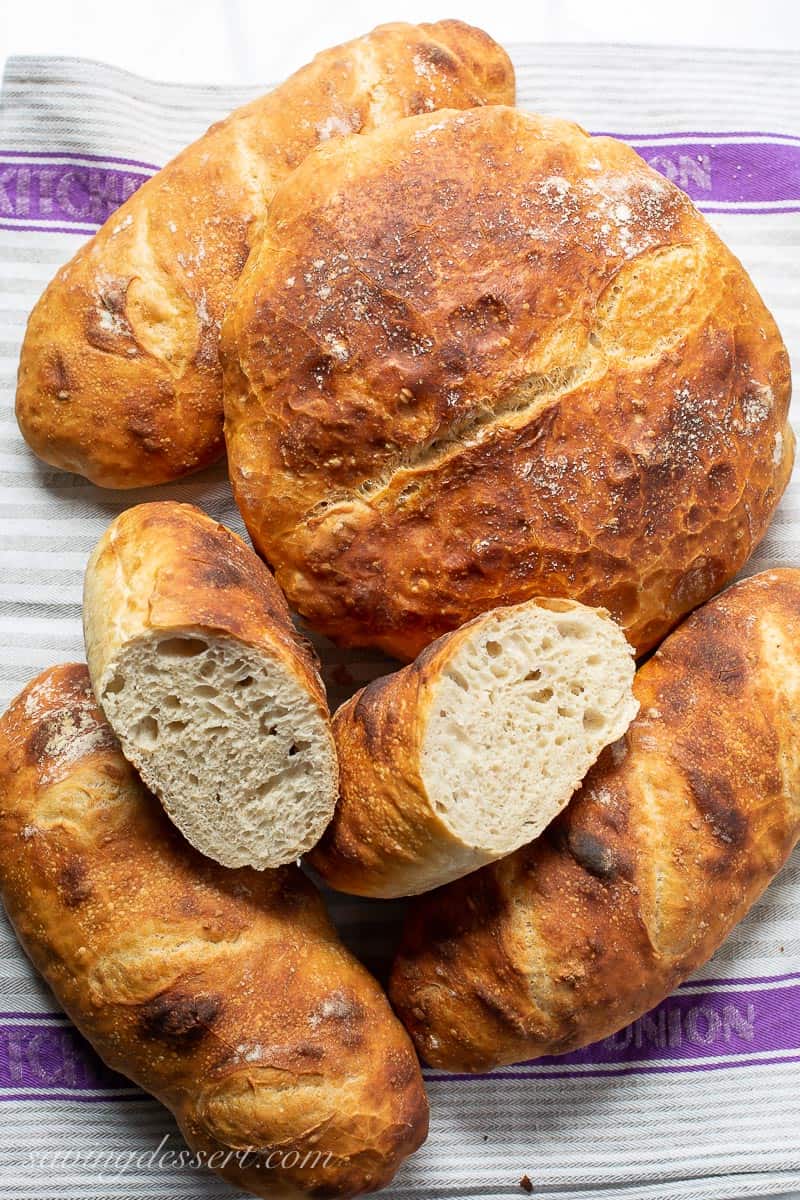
[{"x1": 1, "y1": 40, "x2": 799, "y2": 1200}]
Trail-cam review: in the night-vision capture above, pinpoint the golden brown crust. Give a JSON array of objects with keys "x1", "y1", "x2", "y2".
[
  {"x1": 0, "y1": 665, "x2": 428, "y2": 1197},
  {"x1": 223, "y1": 105, "x2": 793, "y2": 660},
  {"x1": 309, "y1": 618, "x2": 485, "y2": 898},
  {"x1": 83, "y1": 500, "x2": 328, "y2": 712},
  {"x1": 15, "y1": 22, "x2": 514, "y2": 488},
  {"x1": 388, "y1": 568, "x2": 800, "y2": 1072},
  {"x1": 309, "y1": 596, "x2": 627, "y2": 898}
]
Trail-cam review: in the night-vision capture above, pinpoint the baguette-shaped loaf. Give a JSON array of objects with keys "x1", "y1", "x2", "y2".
[
  {"x1": 389, "y1": 569, "x2": 800, "y2": 1072},
  {"x1": 309, "y1": 598, "x2": 637, "y2": 897},
  {"x1": 15, "y1": 22, "x2": 513, "y2": 488},
  {"x1": 0, "y1": 664, "x2": 428, "y2": 1198},
  {"x1": 84, "y1": 501, "x2": 337, "y2": 868}
]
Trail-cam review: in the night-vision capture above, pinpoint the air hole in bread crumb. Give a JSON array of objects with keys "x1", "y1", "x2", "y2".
[
  {"x1": 163, "y1": 694, "x2": 180, "y2": 711},
  {"x1": 132, "y1": 715, "x2": 159, "y2": 749},
  {"x1": 193, "y1": 684, "x2": 218, "y2": 698},
  {"x1": 157, "y1": 637, "x2": 208, "y2": 658},
  {"x1": 524, "y1": 669, "x2": 541, "y2": 682},
  {"x1": 446, "y1": 670, "x2": 470, "y2": 692},
  {"x1": 104, "y1": 674, "x2": 125, "y2": 695},
  {"x1": 288, "y1": 744, "x2": 298, "y2": 757},
  {"x1": 556, "y1": 621, "x2": 587, "y2": 638},
  {"x1": 583, "y1": 709, "x2": 605, "y2": 730},
  {"x1": 531, "y1": 688, "x2": 553, "y2": 703},
  {"x1": 486, "y1": 640, "x2": 502, "y2": 658},
  {"x1": 236, "y1": 675, "x2": 255, "y2": 688}
]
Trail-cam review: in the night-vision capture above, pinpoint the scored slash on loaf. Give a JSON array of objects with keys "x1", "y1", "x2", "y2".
[
  {"x1": 0, "y1": 665, "x2": 428, "y2": 1197},
  {"x1": 389, "y1": 569, "x2": 800, "y2": 1073},
  {"x1": 310, "y1": 597, "x2": 638, "y2": 898},
  {"x1": 83, "y1": 501, "x2": 338, "y2": 869},
  {"x1": 14, "y1": 21, "x2": 514, "y2": 488}
]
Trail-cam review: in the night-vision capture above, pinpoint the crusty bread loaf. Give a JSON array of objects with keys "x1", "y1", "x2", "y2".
[
  {"x1": 0, "y1": 664, "x2": 428, "y2": 1198},
  {"x1": 309, "y1": 598, "x2": 637, "y2": 898},
  {"x1": 15, "y1": 22, "x2": 514, "y2": 488},
  {"x1": 389, "y1": 568, "x2": 800, "y2": 1072},
  {"x1": 83, "y1": 501, "x2": 337, "y2": 869},
  {"x1": 223, "y1": 105, "x2": 793, "y2": 661}
]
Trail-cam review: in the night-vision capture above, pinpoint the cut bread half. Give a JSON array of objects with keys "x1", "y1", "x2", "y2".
[
  {"x1": 309, "y1": 597, "x2": 637, "y2": 897},
  {"x1": 84, "y1": 501, "x2": 337, "y2": 869}
]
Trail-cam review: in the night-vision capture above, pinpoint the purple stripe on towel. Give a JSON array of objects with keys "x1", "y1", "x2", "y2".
[
  {"x1": 2, "y1": 131, "x2": 800, "y2": 236},
  {"x1": 0, "y1": 1021, "x2": 132, "y2": 1094},
  {"x1": 624, "y1": 138, "x2": 800, "y2": 206},
  {"x1": 426, "y1": 977, "x2": 800, "y2": 1082},
  {"x1": 533, "y1": 980, "x2": 800, "y2": 1068},
  {"x1": 1, "y1": 974, "x2": 800, "y2": 1097},
  {"x1": 0, "y1": 157, "x2": 150, "y2": 229}
]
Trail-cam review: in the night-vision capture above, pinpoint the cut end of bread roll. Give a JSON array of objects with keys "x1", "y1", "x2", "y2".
[
  {"x1": 83, "y1": 502, "x2": 339, "y2": 873},
  {"x1": 98, "y1": 630, "x2": 336, "y2": 870},
  {"x1": 312, "y1": 597, "x2": 638, "y2": 898},
  {"x1": 422, "y1": 600, "x2": 638, "y2": 860}
]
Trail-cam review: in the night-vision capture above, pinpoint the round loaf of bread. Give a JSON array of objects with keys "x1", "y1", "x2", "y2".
[{"x1": 223, "y1": 105, "x2": 793, "y2": 661}]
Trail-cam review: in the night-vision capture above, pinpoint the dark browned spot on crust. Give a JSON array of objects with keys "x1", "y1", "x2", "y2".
[
  {"x1": 293, "y1": 1041, "x2": 325, "y2": 1061},
  {"x1": 42, "y1": 350, "x2": 72, "y2": 399},
  {"x1": 26, "y1": 720, "x2": 55, "y2": 765},
  {"x1": 84, "y1": 277, "x2": 139, "y2": 354},
  {"x1": 190, "y1": 527, "x2": 249, "y2": 588},
  {"x1": 126, "y1": 412, "x2": 167, "y2": 454},
  {"x1": 58, "y1": 857, "x2": 91, "y2": 907},
  {"x1": 684, "y1": 767, "x2": 748, "y2": 847},
  {"x1": 139, "y1": 990, "x2": 222, "y2": 1045},
  {"x1": 472, "y1": 983, "x2": 528, "y2": 1036},
  {"x1": 566, "y1": 829, "x2": 620, "y2": 881},
  {"x1": 414, "y1": 41, "x2": 459, "y2": 75},
  {"x1": 352, "y1": 674, "x2": 397, "y2": 751},
  {"x1": 203, "y1": 557, "x2": 244, "y2": 589},
  {"x1": 304, "y1": 353, "x2": 335, "y2": 392},
  {"x1": 675, "y1": 611, "x2": 749, "y2": 694},
  {"x1": 25, "y1": 705, "x2": 94, "y2": 766}
]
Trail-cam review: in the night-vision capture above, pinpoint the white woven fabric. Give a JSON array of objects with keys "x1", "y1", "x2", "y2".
[{"x1": 0, "y1": 42, "x2": 799, "y2": 1200}]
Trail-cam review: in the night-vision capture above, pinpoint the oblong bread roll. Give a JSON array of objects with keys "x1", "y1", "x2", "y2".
[
  {"x1": 389, "y1": 569, "x2": 800, "y2": 1072},
  {"x1": 0, "y1": 664, "x2": 428, "y2": 1198},
  {"x1": 16, "y1": 21, "x2": 514, "y2": 488},
  {"x1": 309, "y1": 598, "x2": 637, "y2": 897},
  {"x1": 84, "y1": 501, "x2": 337, "y2": 869}
]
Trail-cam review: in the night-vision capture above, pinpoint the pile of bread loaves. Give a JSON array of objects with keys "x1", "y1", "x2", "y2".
[{"x1": 2, "y1": 17, "x2": 800, "y2": 1200}]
